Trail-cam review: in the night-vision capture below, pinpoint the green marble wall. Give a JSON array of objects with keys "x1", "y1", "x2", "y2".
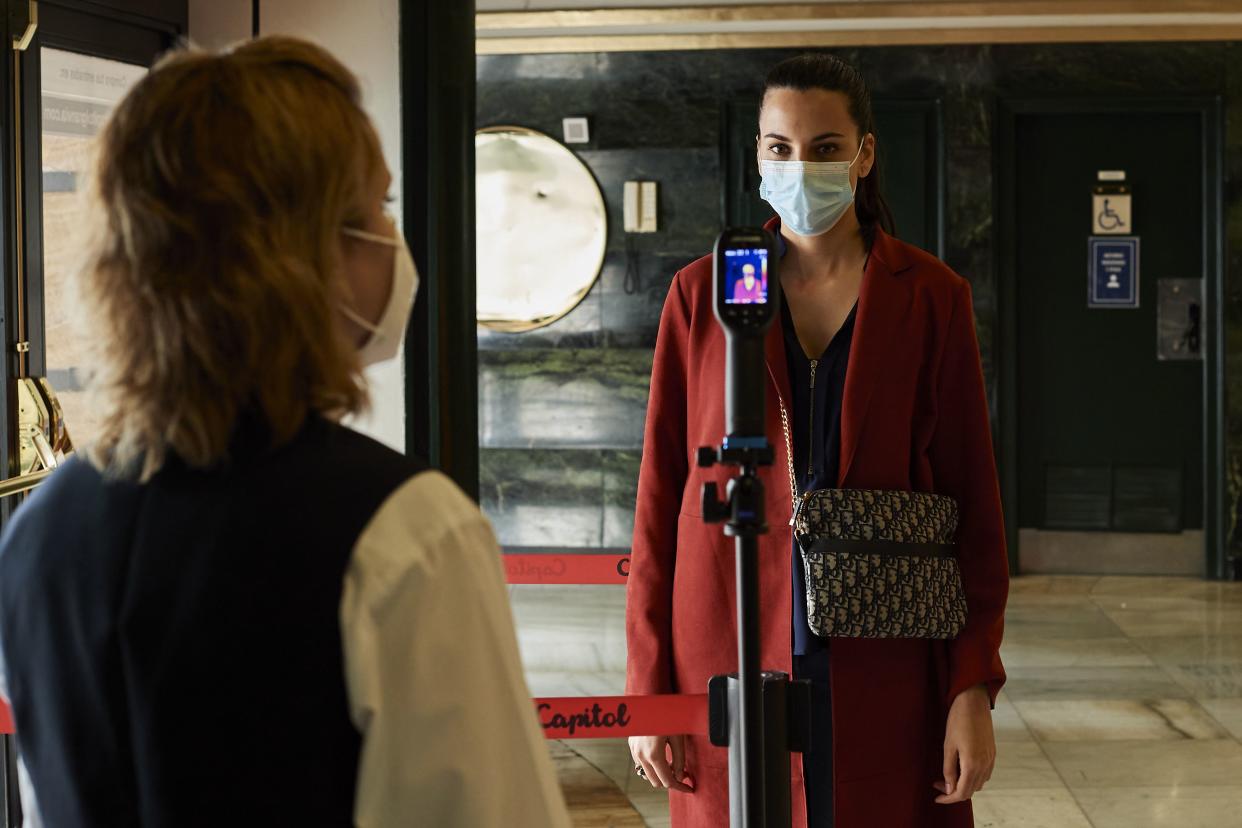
[{"x1": 478, "y1": 42, "x2": 1242, "y2": 557}]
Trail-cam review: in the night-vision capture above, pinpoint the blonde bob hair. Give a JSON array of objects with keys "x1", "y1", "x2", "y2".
[{"x1": 81, "y1": 36, "x2": 380, "y2": 480}]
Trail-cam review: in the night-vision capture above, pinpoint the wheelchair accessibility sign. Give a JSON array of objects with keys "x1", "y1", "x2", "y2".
[
  {"x1": 1089, "y1": 236, "x2": 1140, "y2": 308},
  {"x1": 1093, "y1": 193, "x2": 1131, "y2": 234}
]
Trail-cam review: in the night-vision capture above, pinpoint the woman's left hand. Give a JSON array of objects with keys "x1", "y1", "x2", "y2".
[{"x1": 933, "y1": 684, "x2": 995, "y2": 805}]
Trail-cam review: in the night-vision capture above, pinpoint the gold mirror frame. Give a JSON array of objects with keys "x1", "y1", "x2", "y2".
[{"x1": 476, "y1": 125, "x2": 608, "y2": 332}]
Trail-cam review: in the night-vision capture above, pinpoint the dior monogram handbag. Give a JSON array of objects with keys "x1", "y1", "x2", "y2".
[{"x1": 779, "y1": 402, "x2": 968, "y2": 639}]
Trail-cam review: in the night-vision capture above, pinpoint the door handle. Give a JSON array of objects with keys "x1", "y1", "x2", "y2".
[
  {"x1": 11, "y1": 0, "x2": 36, "y2": 52},
  {"x1": 1183, "y1": 301, "x2": 1201, "y2": 356}
]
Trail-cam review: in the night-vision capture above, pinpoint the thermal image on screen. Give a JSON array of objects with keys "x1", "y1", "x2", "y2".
[{"x1": 723, "y1": 248, "x2": 769, "y2": 305}]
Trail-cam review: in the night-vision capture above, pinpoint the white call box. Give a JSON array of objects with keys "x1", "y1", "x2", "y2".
[{"x1": 623, "y1": 180, "x2": 658, "y2": 233}]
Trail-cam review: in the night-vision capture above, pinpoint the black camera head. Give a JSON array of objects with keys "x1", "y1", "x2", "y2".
[{"x1": 712, "y1": 227, "x2": 780, "y2": 337}]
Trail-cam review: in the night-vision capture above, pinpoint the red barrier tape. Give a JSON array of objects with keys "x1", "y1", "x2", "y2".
[
  {"x1": 534, "y1": 694, "x2": 708, "y2": 739},
  {"x1": 505, "y1": 553, "x2": 629, "y2": 585},
  {"x1": 0, "y1": 694, "x2": 703, "y2": 741}
]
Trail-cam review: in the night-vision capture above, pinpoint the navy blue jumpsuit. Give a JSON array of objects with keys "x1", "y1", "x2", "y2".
[{"x1": 782, "y1": 291, "x2": 857, "y2": 828}]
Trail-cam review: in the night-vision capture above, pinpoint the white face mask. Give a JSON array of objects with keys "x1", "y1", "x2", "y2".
[
  {"x1": 758, "y1": 139, "x2": 866, "y2": 237},
  {"x1": 340, "y1": 223, "x2": 420, "y2": 367}
]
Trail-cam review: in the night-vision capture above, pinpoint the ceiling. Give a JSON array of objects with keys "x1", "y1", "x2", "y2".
[
  {"x1": 476, "y1": 1, "x2": 1242, "y2": 54},
  {"x1": 477, "y1": 0, "x2": 1091, "y2": 8}
]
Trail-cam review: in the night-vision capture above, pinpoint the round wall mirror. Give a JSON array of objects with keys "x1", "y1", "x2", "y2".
[{"x1": 476, "y1": 126, "x2": 607, "y2": 332}]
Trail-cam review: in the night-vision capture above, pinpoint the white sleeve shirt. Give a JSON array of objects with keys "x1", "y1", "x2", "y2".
[{"x1": 341, "y1": 470, "x2": 570, "y2": 828}]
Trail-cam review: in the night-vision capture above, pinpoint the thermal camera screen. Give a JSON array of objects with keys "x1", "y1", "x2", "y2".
[{"x1": 723, "y1": 248, "x2": 769, "y2": 305}]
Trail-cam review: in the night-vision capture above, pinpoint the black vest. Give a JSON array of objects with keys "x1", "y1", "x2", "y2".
[{"x1": 0, "y1": 417, "x2": 424, "y2": 827}]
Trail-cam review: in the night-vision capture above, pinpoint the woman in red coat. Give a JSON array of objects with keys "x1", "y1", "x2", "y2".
[{"x1": 626, "y1": 54, "x2": 1008, "y2": 827}]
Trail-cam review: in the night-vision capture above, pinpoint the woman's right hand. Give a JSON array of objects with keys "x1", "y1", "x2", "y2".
[{"x1": 628, "y1": 734, "x2": 694, "y2": 792}]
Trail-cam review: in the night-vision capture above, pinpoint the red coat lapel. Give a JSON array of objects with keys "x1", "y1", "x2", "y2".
[
  {"x1": 763, "y1": 309, "x2": 793, "y2": 421},
  {"x1": 757, "y1": 220, "x2": 914, "y2": 487},
  {"x1": 839, "y1": 229, "x2": 914, "y2": 484},
  {"x1": 762, "y1": 216, "x2": 795, "y2": 447}
]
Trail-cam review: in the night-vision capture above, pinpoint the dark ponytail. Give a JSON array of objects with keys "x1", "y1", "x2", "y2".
[{"x1": 761, "y1": 53, "x2": 895, "y2": 240}]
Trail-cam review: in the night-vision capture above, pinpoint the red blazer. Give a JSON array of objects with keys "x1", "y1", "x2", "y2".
[{"x1": 625, "y1": 225, "x2": 1008, "y2": 827}]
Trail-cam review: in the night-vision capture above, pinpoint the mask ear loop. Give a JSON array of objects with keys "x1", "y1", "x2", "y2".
[
  {"x1": 340, "y1": 303, "x2": 380, "y2": 335},
  {"x1": 342, "y1": 226, "x2": 399, "y2": 247},
  {"x1": 848, "y1": 135, "x2": 868, "y2": 169},
  {"x1": 339, "y1": 226, "x2": 399, "y2": 335},
  {"x1": 846, "y1": 134, "x2": 870, "y2": 197}
]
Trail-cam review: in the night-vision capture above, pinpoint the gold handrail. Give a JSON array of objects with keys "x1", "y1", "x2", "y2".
[{"x1": 0, "y1": 468, "x2": 51, "y2": 501}]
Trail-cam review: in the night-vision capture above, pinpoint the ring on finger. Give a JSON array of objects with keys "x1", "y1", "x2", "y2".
[{"x1": 634, "y1": 764, "x2": 647, "y2": 780}]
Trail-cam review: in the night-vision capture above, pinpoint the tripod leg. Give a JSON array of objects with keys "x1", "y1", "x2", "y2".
[
  {"x1": 762, "y1": 674, "x2": 792, "y2": 828},
  {"x1": 736, "y1": 535, "x2": 763, "y2": 826},
  {"x1": 1, "y1": 735, "x2": 20, "y2": 828}
]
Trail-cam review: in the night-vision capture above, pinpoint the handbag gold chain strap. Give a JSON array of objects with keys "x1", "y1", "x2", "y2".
[{"x1": 776, "y1": 395, "x2": 803, "y2": 527}]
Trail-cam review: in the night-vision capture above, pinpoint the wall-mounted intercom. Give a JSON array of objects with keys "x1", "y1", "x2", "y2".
[{"x1": 624, "y1": 180, "x2": 658, "y2": 233}]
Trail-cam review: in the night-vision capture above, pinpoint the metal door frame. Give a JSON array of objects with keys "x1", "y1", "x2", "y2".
[{"x1": 400, "y1": 0, "x2": 478, "y2": 496}]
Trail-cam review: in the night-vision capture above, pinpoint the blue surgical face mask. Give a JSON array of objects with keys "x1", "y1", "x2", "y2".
[{"x1": 758, "y1": 139, "x2": 866, "y2": 237}]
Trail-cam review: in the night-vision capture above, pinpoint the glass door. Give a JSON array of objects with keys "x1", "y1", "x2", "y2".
[
  {"x1": 0, "y1": 1, "x2": 183, "y2": 505},
  {"x1": 39, "y1": 47, "x2": 146, "y2": 449}
]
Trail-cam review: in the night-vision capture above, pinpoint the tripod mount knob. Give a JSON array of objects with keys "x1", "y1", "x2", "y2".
[{"x1": 701, "y1": 482, "x2": 731, "y2": 524}]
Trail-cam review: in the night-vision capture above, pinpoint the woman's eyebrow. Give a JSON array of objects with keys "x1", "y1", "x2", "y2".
[{"x1": 761, "y1": 131, "x2": 845, "y2": 141}]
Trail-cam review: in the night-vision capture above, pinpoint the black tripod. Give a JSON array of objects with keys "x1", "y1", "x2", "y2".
[{"x1": 698, "y1": 227, "x2": 811, "y2": 828}]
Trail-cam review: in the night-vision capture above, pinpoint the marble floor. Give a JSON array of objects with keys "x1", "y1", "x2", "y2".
[{"x1": 512, "y1": 575, "x2": 1242, "y2": 827}]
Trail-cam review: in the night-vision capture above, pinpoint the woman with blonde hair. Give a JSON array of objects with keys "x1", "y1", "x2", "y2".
[{"x1": 0, "y1": 37, "x2": 568, "y2": 828}]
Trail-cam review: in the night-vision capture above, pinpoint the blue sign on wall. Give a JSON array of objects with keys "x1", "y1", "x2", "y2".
[{"x1": 1088, "y1": 236, "x2": 1140, "y2": 308}]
